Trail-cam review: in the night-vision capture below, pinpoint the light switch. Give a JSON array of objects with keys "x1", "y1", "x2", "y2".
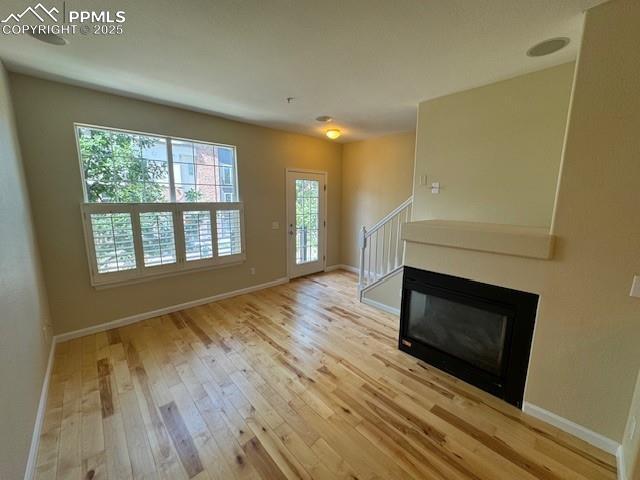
[
  {"x1": 431, "y1": 182, "x2": 440, "y2": 194},
  {"x1": 272, "y1": 221, "x2": 280, "y2": 230},
  {"x1": 630, "y1": 275, "x2": 640, "y2": 298}
]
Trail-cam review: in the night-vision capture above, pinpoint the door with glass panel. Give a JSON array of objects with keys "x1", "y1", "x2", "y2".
[{"x1": 286, "y1": 170, "x2": 326, "y2": 278}]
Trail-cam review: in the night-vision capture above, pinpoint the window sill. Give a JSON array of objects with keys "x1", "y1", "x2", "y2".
[{"x1": 92, "y1": 255, "x2": 246, "y2": 290}]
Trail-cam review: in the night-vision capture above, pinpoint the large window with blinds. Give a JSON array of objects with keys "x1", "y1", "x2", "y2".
[{"x1": 76, "y1": 124, "x2": 245, "y2": 286}]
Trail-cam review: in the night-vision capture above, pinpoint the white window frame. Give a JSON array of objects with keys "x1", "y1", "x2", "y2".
[{"x1": 75, "y1": 123, "x2": 245, "y2": 288}]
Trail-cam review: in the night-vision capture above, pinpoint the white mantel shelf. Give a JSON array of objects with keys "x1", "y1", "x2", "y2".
[{"x1": 402, "y1": 220, "x2": 555, "y2": 260}]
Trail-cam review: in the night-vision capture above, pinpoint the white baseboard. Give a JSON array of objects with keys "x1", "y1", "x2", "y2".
[
  {"x1": 361, "y1": 297, "x2": 401, "y2": 316},
  {"x1": 55, "y1": 277, "x2": 289, "y2": 343},
  {"x1": 325, "y1": 264, "x2": 358, "y2": 274},
  {"x1": 617, "y1": 445, "x2": 627, "y2": 480},
  {"x1": 24, "y1": 338, "x2": 56, "y2": 480},
  {"x1": 523, "y1": 402, "x2": 620, "y2": 456}
]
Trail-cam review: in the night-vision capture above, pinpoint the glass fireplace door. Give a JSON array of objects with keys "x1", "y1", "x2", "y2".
[{"x1": 407, "y1": 290, "x2": 509, "y2": 376}]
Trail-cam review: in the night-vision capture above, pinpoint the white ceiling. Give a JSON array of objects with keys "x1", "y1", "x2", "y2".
[{"x1": 0, "y1": 0, "x2": 606, "y2": 141}]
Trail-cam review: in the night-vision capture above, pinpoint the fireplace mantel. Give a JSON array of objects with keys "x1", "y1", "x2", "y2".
[{"x1": 402, "y1": 220, "x2": 555, "y2": 260}]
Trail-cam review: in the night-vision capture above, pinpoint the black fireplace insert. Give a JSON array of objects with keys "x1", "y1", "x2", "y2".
[{"x1": 399, "y1": 267, "x2": 538, "y2": 408}]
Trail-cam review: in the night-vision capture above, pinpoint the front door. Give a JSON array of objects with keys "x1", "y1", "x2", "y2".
[{"x1": 286, "y1": 170, "x2": 326, "y2": 278}]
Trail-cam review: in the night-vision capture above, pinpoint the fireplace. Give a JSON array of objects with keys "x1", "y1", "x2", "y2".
[{"x1": 399, "y1": 267, "x2": 538, "y2": 408}]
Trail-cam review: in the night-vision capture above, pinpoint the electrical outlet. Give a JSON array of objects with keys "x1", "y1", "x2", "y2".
[
  {"x1": 272, "y1": 221, "x2": 280, "y2": 230},
  {"x1": 249, "y1": 267, "x2": 256, "y2": 275},
  {"x1": 431, "y1": 182, "x2": 440, "y2": 194}
]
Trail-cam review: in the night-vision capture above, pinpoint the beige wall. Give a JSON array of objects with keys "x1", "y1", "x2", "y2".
[
  {"x1": 9, "y1": 74, "x2": 342, "y2": 335},
  {"x1": 540, "y1": 0, "x2": 640, "y2": 442},
  {"x1": 407, "y1": 0, "x2": 640, "y2": 442},
  {"x1": 340, "y1": 132, "x2": 415, "y2": 267},
  {"x1": 0, "y1": 63, "x2": 52, "y2": 479},
  {"x1": 413, "y1": 62, "x2": 574, "y2": 227}
]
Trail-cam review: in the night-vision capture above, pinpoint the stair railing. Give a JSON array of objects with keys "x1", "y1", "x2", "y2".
[{"x1": 358, "y1": 196, "x2": 412, "y2": 297}]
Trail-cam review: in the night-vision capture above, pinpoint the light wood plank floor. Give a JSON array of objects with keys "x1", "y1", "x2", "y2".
[{"x1": 35, "y1": 270, "x2": 617, "y2": 480}]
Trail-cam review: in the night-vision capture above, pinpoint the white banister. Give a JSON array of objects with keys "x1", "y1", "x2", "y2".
[
  {"x1": 366, "y1": 196, "x2": 413, "y2": 233},
  {"x1": 358, "y1": 225, "x2": 366, "y2": 288},
  {"x1": 358, "y1": 196, "x2": 412, "y2": 297}
]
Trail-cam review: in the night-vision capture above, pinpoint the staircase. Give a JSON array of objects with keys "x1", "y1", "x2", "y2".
[{"x1": 358, "y1": 196, "x2": 412, "y2": 299}]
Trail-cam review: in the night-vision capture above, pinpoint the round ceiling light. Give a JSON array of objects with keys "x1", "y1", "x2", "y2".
[
  {"x1": 316, "y1": 115, "x2": 333, "y2": 123},
  {"x1": 326, "y1": 129, "x2": 341, "y2": 140},
  {"x1": 27, "y1": 31, "x2": 68, "y2": 46},
  {"x1": 526, "y1": 37, "x2": 570, "y2": 57}
]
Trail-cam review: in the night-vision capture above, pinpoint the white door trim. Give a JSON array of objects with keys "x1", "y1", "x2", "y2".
[{"x1": 285, "y1": 168, "x2": 328, "y2": 279}]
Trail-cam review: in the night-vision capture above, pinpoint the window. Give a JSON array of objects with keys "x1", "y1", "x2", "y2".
[
  {"x1": 77, "y1": 124, "x2": 245, "y2": 286},
  {"x1": 295, "y1": 179, "x2": 320, "y2": 264},
  {"x1": 77, "y1": 125, "x2": 238, "y2": 203}
]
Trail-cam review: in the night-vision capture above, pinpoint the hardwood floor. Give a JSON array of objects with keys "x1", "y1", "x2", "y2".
[{"x1": 34, "y1": 270, "x2": 617, "y2": 480}]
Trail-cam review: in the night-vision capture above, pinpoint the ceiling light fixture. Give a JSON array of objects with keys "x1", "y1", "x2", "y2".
[
  {"x1": 316, "y1": 115, "x2": 333, "y2": 123},
  {"x1": 326, "y1": 129, "x2": 341, "y2": 140},
  {"x1": 27, "y1": 31, "x2": 68, "y2": 46},
  {"x1": 526, "y1": 37, "x2": 570, "y2": 57}
]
